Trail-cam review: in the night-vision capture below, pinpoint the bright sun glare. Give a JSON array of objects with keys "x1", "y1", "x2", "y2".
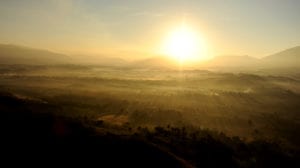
[{"x1": 163, "y1": 24, "x2": 206, "y2": 64}]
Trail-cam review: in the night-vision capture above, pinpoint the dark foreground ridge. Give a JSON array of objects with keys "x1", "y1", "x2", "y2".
[{"x1": 0, "y1": 92, "x2": 299, "y2": 167}]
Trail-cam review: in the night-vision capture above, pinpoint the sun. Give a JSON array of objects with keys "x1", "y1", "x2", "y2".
[{"x1": 162, "y1": 24, "x2": 206, "y2": 64}]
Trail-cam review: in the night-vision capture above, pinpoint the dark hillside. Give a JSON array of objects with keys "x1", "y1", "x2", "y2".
[{"x1": 0, "y1": 92, "x2": 298, "y2": 167}]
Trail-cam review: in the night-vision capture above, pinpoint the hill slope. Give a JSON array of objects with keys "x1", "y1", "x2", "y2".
[
  {"x1": 206, "y1": 55, "x2": 258, "y2": 68},
  {"x1": 0, "y1": 44, "x2": 70, "y2": 65},
  {"x1": 0, "y1": 91, "x2": 298, "y2": 167},
  {"x1": 132, "y1": 56, "x2": 177, "y2": 69},
  {"x1": 262, "y1": 46, "x2": 300, "y2": 67}
]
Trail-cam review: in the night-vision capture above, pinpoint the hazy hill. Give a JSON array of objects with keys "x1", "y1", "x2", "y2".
[
  {"x1": 132, "y1": 56, "x2": 177, "y2": 69},
  {"x1": 0, "y1": 44, "x2": 70, "y2": 65},
  {"x1": 71, "y1": 54, "x2": 127, "y2": 66},
  {"x1": 205, "y1": 55, "x2": 259, "y2": 68},
  {"x1": 202, "y1": 46, "x2": 300, "y2": 73},
  {"x1": 262, "y1": 46, "x2": 300, "y2": 68},
  {"x1": 0, "y1": 43, "x2": 299, "y2": 70},
  {"x1": 131, "y1": 46, "x2": 300, "y2": 72}
]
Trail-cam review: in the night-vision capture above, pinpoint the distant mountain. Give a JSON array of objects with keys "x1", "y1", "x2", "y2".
[
  {"x1": 205, "y1": 55, "x2": 259, "y2": 68},
  {"x1": 1, "y1": 43, "x2": 299, "y2": 70},
  {"x1": 71, "y1": 54, "x2": 127, "y2": 66},
  {"x1": 0, "y1": 44, "x2": 70, "y2": 65},
  {"x1": 203, "y1": 46, "x2": 300, "y2": 72},
  {"x1": 131, "y1": 56, "x2": 178, "y2": 69},
  {"x1": 262, "y1": 46, "x2": 300, "y2": 67}
]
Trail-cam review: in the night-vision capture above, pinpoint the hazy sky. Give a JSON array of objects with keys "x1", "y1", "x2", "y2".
[{"x1": 0, "y1": 0, "x2": 299, "y2": 59}]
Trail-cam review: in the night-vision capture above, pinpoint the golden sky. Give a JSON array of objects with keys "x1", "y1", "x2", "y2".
[{"x1": 0, "y1": 0, "x2": 300, "y2": 60}]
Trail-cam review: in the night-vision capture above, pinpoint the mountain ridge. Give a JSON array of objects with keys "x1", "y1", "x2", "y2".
[
  {"x1": 261, "y1": 46, "x2": 300, "y2": 68},
  {"x1": 263, "y1": 46, "x2": 300, "y2": 60},
  {"x1": 0, "y1": 44, "x2": 70, "y2": 65},
  {"x1": 0, "y1": 43, "x2": 299, "y2": 69}
]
